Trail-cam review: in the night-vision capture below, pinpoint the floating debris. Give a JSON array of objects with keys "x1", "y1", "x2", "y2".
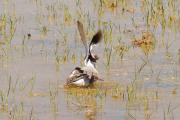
[{"x1": 27, "y1": 33, "x2": 31, "y2": 39}]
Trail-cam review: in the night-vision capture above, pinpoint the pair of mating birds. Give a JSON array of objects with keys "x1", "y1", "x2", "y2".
[{"x1": 66, "y1": 21, "x2": 103, "y2": 87}]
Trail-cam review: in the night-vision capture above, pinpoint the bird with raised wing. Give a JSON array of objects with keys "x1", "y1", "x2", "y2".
[{"x1": 66, "y1": 21, "x2": 103, "y2": 87}]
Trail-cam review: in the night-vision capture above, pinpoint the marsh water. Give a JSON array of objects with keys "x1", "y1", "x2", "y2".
[{"x1": 0, "y1": 0, "x2": 180, "y2": 119}]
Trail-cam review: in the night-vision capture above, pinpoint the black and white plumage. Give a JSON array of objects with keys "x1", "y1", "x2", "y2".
[
  {"x1": 66, "y1": 67, "x2": 102, "y2": 87},
  {"x1": 84, "y1": 30, "x2": 102, "y2": 72},
  {"x1": 66, "y1": 21, "x2": 103, "y2": 87}
]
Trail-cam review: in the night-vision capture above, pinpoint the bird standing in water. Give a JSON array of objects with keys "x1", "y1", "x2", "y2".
[{"x1": 66, "y1": 21, "x2": 103, "y2": 87}]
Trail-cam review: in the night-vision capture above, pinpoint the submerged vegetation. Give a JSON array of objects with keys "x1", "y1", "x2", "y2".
[{"x1": 0, "y1": 0, "x2": 179, "y2": 119}]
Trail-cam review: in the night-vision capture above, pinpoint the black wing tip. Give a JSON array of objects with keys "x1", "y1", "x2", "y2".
[
  {"x1": 91, "y1": 30, "x2": 103, "y2": 45},
  {"x1": 97, "y1": 30, "x2": 102, "y2": 36},
  {"x1": 96, "y1": 30, "x2": 102, "y2": 40}
]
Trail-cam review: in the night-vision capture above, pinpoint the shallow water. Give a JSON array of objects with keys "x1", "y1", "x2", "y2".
[{"x1": 0, "y1": 0, "x2": 180, "y2": 119}]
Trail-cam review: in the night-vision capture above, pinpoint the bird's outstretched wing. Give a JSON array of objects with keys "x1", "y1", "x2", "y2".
[
  {"x1": 89, "y1": 30, "x2": 102, "y2": 50},
  {"x1": 77, "y1": 21, "x2": 88, "y2": 55}
]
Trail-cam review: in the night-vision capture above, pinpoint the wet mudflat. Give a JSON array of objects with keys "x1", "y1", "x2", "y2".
[{"x1": 0, "y1": 0, "x2": 180, "y2": 119}]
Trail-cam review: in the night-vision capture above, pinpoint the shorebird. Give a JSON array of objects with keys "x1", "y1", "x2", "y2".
[{"x1": 66, "y1": 21, "x2": 103, "y2": 87}]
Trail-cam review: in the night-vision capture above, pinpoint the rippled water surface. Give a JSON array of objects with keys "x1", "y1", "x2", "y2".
[{"x1": 0, "y1": 0, "x2": 180, "y2": 119}]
